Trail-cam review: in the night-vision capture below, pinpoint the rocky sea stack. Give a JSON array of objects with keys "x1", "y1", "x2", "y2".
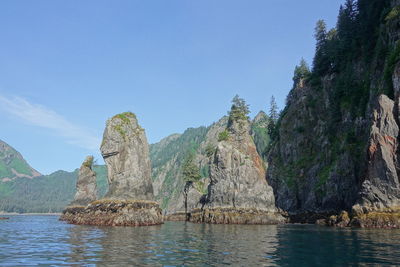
[
  {"x1": 190, "y1": 97, "x2": 285, "y2": 224},
  {"x1": 70, "y1": 156, "x2": 97, "y2": 206},
  {"x1": 61, "y1": 112, "x2": 163, "y2": 226}
]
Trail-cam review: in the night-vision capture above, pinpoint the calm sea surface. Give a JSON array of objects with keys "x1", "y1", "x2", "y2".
[{"x1": 0, "y1": 216, "x2": 400, "y2": 266}]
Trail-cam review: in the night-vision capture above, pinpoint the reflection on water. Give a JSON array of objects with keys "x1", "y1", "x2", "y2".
[{"x1": 0, "y1": 216, "x2": 399, "y2": 266}]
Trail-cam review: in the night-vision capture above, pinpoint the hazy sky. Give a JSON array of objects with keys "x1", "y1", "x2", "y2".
[{"x1": 0, "y1": 0, "x2": 344, "y2": 174}]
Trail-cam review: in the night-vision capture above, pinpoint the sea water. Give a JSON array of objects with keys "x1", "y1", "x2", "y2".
[{"x1": 0, "y1": 216, "x2": 399, "y2": 266}]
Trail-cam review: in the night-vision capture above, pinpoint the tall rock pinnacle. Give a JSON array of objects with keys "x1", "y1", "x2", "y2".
[{"x1": 100, "y1": 112, "x2": 154, "y2": 200}]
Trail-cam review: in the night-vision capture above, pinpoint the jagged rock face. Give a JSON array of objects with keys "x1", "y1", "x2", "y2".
[
  {"x1": 267, "y1": 79, "x2": 363, "y2": 215},
  {"x1": 70, "y1": 156, "x2": 97, "y2": 206},
  {"x1": 206, "y1": 119, "x2": 277, "y2": 212},
  {"x1": 100, "y1": 112, "x2": 154, "y2": 200},
  {"x1": 359, "y1": 94, "x2": 400, "y2": 209}
]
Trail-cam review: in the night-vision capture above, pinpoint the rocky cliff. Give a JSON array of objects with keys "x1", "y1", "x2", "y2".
[
  {"x1": 190, "y1": 111, "x2": 283, "y2": 224},
  {"x1": 61, "y1": 112, "x2": 162, "y2": 226},
  {"x1": 267, "y1": 0, "x2": 400, "y2": 228},
  {"x1": 69, "y1": 156, "x2": 97, "y2": 206}
]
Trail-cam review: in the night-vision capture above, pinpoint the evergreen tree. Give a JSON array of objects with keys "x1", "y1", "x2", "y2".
[
  {"x1": 268, "y1": 96, "x2": 279, "y2": 135},
  {"x1": 182, "y1": 153, "x2": 201, "y2": 221},
  {"x1": 293, "y1": 58, "x2": 310, "y2": 87},
  {"x1": 228, "y1": 94, "x2": 250, "y2": 125},
  {"x1": 337, "y1": 0, "x2": 358, "y2": 58},
  {"x1": 312, "y1": 19, "x2": 330, "y2": 75}
]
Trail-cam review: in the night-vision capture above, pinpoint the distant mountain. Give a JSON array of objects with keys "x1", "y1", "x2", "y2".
[
  {"x1": 0, "y1": 164, "x2": 108, "y2": 213},
  {"x1": 0, "y1": 140, "x2": 41, "y2": 181}
]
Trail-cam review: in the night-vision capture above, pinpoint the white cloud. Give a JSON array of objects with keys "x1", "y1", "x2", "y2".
[{"x1": 0, "y1": 95, "x2": 101, "y2": 150}]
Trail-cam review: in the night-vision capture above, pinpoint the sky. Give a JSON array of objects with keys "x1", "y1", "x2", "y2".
[{"x1": 0, "y1": 0, "x2": 344, "y2": 174}]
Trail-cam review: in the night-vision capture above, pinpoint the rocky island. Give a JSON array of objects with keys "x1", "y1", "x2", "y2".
[{"x1": 60, "y1": 112, "x2": 163, "y2": 226}]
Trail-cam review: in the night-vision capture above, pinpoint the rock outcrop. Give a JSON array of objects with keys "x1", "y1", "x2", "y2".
[
  {"x1": 61, "y1": 112, "x2": 163, "y2": 226},
  {"x1": 69, "y1": 156, "x2": 97, "y2": 206},
  {"x1": 191, "y1": 115, "x2": 284, "y2": 224}
]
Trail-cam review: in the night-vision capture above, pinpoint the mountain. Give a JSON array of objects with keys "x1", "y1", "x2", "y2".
[{"x1": 0, "y1": 140, "x2": 41, "y2": 181}]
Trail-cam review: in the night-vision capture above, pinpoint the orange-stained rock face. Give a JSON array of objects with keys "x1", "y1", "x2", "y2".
[{"x1": 359, "y1": 94, "x2": 400, "y2": 212}]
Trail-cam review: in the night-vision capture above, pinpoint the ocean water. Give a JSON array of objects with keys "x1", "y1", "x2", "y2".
[{"x1": 0, "y1": 216, "x2": 399, "y2": 266}]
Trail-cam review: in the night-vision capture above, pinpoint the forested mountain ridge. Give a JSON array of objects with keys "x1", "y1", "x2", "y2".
[
  {"x1": 0, "y1": 139, "x2": 41, "y2": 181},
  {"x1": 267, "y1": 0, "x2": 400, "y2": 226}
]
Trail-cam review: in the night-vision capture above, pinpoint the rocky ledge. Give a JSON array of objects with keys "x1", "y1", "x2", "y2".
[
  {"x1": 59, "y1": 200, "x2": 163, "y2": 226},
  {"x1": 349, "y1": 208, "x2": 400, "y2": 229},
  {"x1": 164, "y1": 212, "x2": 187, "y2": 221},
  {"x1": 189, "y1": 208, "x2": 285, "y2": 225},
  {"x1": 312, "y1": 207, "x2": 400, "y2": 229}
]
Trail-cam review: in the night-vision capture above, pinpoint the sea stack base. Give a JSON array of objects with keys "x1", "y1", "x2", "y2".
[
  {"x1": 189, "y1": 208, "x2": 286, "y2": 225},
  {"x1": 60, "y1": 200, "x2": 163, "y2": 226}
]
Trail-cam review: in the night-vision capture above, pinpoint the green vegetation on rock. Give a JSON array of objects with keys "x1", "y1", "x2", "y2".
[{"x1": 218, "y1": 130, "x2": 230, "y2": 142}]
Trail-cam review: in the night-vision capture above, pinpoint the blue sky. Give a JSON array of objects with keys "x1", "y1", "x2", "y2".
[{"x1": 0, "y1": 0, "x2": 344, "y2": 174}]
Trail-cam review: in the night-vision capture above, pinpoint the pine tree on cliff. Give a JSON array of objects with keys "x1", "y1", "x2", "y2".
[
  {"x1": 182, "y1": 153, "x2": 201, "y2": 221},
  {"x1": 228, "y1": 95, "x2": 250, "y2": 126},
  {"x1": 336, "y1": 0, "x2": 358, "y2": 66},
  {"x1": 312, "y1": 19, "x2": 329, "y2": 75},
  {"x1": 268, "y1": 96, "x2": 278, "y2": 136},
  {"x1": 293, "y1": 58, "x2": 310, "y2": 88}
]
